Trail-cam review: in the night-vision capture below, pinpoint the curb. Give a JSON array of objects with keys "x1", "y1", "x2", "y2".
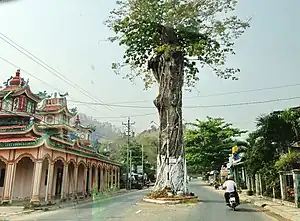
[
  {"x1": 143, "y1": 198, "x2": 182, "y2": 204},
  {"x1": 143, "y1": 196, "x2": 199, "y2": 205}
]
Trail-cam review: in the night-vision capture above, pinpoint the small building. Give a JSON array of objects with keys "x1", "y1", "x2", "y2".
[{"x1": 0, "y1": 70, "x2": 120, "y2": 204}]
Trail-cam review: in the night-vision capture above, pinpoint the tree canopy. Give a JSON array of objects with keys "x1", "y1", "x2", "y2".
[
  {"x1": 185, "y1": 117, "x2": 246, "y2": 174},
  {"x1": 245, "y1": 108, "x2": 300, "y2": 188},
  {"x1": 107, "y1": 0, "x2": 250, "y2": 89}
]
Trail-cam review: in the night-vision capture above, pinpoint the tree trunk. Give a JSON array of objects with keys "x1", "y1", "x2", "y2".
[{"x1": 148, "y1": 26, "x2": 186, "y2": 194}]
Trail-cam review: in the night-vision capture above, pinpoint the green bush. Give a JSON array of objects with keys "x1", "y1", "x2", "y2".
[{"x1": 275, "y1": 151, "x2": 300, "y2": 171}]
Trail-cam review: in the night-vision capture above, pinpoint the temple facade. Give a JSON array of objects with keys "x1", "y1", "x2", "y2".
[{"x1": 0, "y1": 70, "x2": 120, "y2": 204}]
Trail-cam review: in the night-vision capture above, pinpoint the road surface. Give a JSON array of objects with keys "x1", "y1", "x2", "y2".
[{"x1": 11, "y1": 181, "x2": 276, "y2": 221}]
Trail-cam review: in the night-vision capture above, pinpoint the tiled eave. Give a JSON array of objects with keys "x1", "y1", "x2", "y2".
[
  {"x1": 37, "y1": 124, "x2": 76, "y2": 132},
  {"x1": 36, "y1": 106, "x2": 75, "y2": 118},
  {"x1": 0, "y1": 86, "x2": 41, "y2": 103},
  {"x1": 0, "y1": 124, "x2": 120, "y2": 166}
]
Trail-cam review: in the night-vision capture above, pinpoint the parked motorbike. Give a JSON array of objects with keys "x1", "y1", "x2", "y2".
[{"x1": 228, "y1": 192, "x2": 238, "y2": 211}]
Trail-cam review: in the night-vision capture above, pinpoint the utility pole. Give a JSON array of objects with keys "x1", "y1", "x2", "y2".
[
  {"x1": 129, "y1": 150, "x2": 132, "y2": 189},
  {"x1": 122, "y1": 117, "x2": 135, "y2": 189}
]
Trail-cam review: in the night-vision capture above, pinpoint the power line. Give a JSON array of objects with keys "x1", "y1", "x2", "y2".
[
  {"x1": 0, "y1": 56, "x2": 101, "y2": 114},
  {"x1": 100, "y1": 82, "x2": 300, "y2": 104},
  {"x1": 93, "y1": 112, "x2": 157, "y2": 119},
  {"x1": 0, "y1": 55, "x2": 156, "y2": 119},
  {"x1": 68, "y1": 96, "x2": 300, "y2": 109},
  {"x1": 0, "y1": 32, "x2": 121, "y2": 116}
]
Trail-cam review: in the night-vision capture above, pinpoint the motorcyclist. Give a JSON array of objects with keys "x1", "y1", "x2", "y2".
[{"x1": 222, "y1": 175, "x2": 240, "y2": 205}]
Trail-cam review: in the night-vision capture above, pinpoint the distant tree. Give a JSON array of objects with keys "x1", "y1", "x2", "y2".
[
  {"x1": 107, "y1": 0, "x2": 250, "y2": 193},
  {"x1": 185, "y1": 117, "x2": 246, "y2": 174}
]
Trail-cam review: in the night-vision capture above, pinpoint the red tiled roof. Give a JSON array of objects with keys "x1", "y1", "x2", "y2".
[
  {"x1": 42, "y1": 105, "x2": 61, "y2": 111},
  {"x1": 0, "y1": 137, "x2": 37, "y2": 143},
  {"x1": 0, "y1": 85, "x2": 21, "y2": 92}
]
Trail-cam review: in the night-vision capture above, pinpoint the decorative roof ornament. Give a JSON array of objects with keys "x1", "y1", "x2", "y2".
[
  {"x1": 87, "y1": 124, "x2": 96, "y2": 132},
  {"x1": 70, "y1": 107, "x2": 78, "y2": 116},
  {"x1": 37, "y1": 91, "x2": 51, "y2": 99},
  {"x1": 75, "y1": 115, "x2": 81, "y2": 126},
  {"x1": 9, "y1": 69, "x2": 21, "y2": 86},
  {"x1": 3, "y1": 76, "x2": 13, "y2": 87},
  {"x1": 59, "y1": 92, "x2": 69, "y2": 97},
  {"x1": 29, "y1": 117, "x2": 35, "y2": 125}
]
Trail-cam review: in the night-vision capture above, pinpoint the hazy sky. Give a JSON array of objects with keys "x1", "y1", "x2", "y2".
[{"x1": 0, "y1": 0, "x2": 299, "y2": 137}]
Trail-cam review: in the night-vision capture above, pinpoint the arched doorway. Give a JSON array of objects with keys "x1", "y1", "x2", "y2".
[
  {"x1": 97, "y1": 166, "x2": 101, "y2": 192},
  {"x1": 52, "y1": 160, "x2": 64, "y2": 199},
  {"x1": 67, "y1": 162, "x2": 76, "y2": 197},
  {"x1": 39, "y1": 157, "x2": 50, "y2": 201},
  {"x1": 0, "y1": 159, "x2": 6, "y2": 199},
  {"x1": 77, "y1": 163, "x2": 85, "y2": 196},
  {"x1": 91, "y1": 165, "x2": 96, "y2": 190},
  {"x1": 103, "y1": 168, "x2": 106, "y2": 191},
  {"x1": 13, "y1": 156, "x2": 34, "y2": 200}
]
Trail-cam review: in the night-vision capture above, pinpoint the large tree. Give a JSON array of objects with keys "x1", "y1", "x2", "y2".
[
  {"x1": 245, "y1": 108, "x2": 300, "y2": 195},
  {"x1": 185, "y1": 117, "x2": 246, "y2": 174},
  {"x1": 107, "y1": 0, "x2": 250, "y2": 193}
]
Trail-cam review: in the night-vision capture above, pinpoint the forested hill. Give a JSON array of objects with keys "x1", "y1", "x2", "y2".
[{"x1": 78, "y1": 113, "x2": 122, "y2": 141}]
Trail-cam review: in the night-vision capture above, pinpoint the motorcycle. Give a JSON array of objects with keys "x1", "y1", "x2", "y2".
[{"x1": 228, "y1": 192, "x2": 238, "y2": 211}]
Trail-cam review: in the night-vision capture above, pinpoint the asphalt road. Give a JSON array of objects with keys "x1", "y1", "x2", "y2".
[{"x1": 12, "y1": 181, "x2": 275, "y2": 221}]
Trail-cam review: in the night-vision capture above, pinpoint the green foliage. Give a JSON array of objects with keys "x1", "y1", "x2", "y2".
[
  {"x1": 107, "y1": 0, "x2": 250, "y2": 89},
  {"x1": 185, "y1": 117, "x2": 246, "y2": 174},
  {"x1": 275, "y1": 151, "x2": 300, "y2": 171},
  {"x1": 245, "y1": 108, "x2": 300, "y2": 176}
]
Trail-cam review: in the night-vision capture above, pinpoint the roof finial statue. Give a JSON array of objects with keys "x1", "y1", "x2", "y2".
[
  {"x1": 59, "y1": 92, "x2": 69, "y2": 97},
  {"x1": 75, "y1": 115, "x2": 80, "y2": 126}
]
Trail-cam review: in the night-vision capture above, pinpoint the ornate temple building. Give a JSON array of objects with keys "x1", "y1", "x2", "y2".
[{"x1": 0, "y1": 70, "x2": 120, "y2": 204}]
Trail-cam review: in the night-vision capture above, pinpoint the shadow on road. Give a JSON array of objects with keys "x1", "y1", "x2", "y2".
[
  {"x1": 200, "y1": 199, "x2": 224, "y2": 203},
  {"x1": 235, "y1": 207, "x2": 260, "y2": 212}
]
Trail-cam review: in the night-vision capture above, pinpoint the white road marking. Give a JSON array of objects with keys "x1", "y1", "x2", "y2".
[{"x1": 135, "y1": 210, "x2": 142, "y2": 214}]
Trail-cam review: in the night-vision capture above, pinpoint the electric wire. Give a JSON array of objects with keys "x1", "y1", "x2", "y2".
[
  {"x1": 0, "y1": 32, "x2": 121, "y2": 116},
  {"x1": 69, "y1": 96, "x2": 300, "y2": 109},
  {"x1": 101, "y1": 83, "x2": 300, "y2": 104}
]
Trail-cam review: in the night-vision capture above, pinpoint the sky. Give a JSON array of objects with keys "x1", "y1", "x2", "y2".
[{"x1": 0, "y1": 0, "x2": 299, "y2": 138}]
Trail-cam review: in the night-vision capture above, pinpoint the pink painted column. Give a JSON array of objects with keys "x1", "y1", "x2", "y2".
[
  {"x1": 30, "y1": 159, "x2": 43, "y2": 204},
  {"x1": 107, "y1": 169, "x2": 110, "y2": 189},
  {"x1": 2, "y1": 162, "x2": 16, "y2": 203},
  {"x1": 117, "y1": 169, "x2": 120, "y2": 189},
  {"x1": 84, "y1": 167, "x2": 88, "y2": 194},
  {"x1": 61, "y1": 163, "x2": 68, "y2": 199},
  {"x1": 46, "y1": 162, "x2": 54, "y2": 203},
  {"x1": 111, "y1": 168, "x2": 114, "y2": 188},
  {"x1": 88, "y1": 167, "x2": 92, "y2": 193},
  {"x1": 74, "y1": 165, "x2": 78, "y2": 196},
  {"x1": 100, "y1": 167, "x2": 104, "y2": 192}
]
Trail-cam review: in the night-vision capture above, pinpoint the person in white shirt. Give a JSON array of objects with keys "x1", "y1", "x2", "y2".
[{"x1": 222, "y1": 176, "x2": 240, "y2": 205}]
